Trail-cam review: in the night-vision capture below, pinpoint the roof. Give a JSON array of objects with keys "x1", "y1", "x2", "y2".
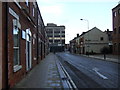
[
  {"x1": 112, "y1": 3, "x2": 120, "y2": 10},
  {"x1": 69, "y1": 27, "x2": 103, "y2": 42},
  {"x1": 46, "y1": 23, "x2": 65, "y2": 28},
  {"x1": 80, "y1": 27, "x2": 101, "y2": 36}
]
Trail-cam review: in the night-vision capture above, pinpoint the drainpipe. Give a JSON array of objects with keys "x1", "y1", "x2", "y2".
[
  {"x1": 3, "y1": 2, "x2": 9, "y2": 89},
  {"x1": 36, "y1": 9, "x2": 39, "y2": 64},
  {"x1": 6, "y1": 2, "x2": 8, "y2": 89}
]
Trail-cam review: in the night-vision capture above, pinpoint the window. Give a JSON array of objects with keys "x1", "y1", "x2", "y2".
[
  {"x1": 114, "y1": 28, "x2": 116, "y2": 34},
  {"x1": 118, "y1": 9, "x2": 120, "y2": 14},
  {"x1": 25, "y1": 0, "x2": 29, "y2": 6},
  {"x1": 49, "y1": 40, "x2": 53, "y2": 43},
  {"x1": 62, "y1": 35, "x2": 65, "y2": 37},
  {"x1": 54, "y1": 40, "x2": 60, "y2": 43},
  {"x1": 38, "y1": 15, "x2": 40, "y2": 26},
  {"x1": 47, "y1": 30, "x2": 53, "y2": 33},
  {"x1": 100, "y1": 37, "x2": 104, "y2": 41},
  {"x1": 114, "y1": 43, "x2": 116, "y2": 52},
  {"x1": 119, "y1": 43, "x2": 120, "y2": 53},
  {"x1": 119, "y1": 27, "x2": 120, "y2": 34},
  {"x1": 113, "y1": 12, "x2": 117, "y2": 17},
  {"x1": 54, "y1": 31, "x2": 60, "y2": 33},
  {"x1": 33, "y1": 7, "x2": 35, "y2": 17},
  {"x1": 62, "y1": 31, "x2": 65, "y2": 33},
  {"x1": 62, "y1": 40, "x2": 65, "y2": 44},
  {"x1": 12, "y1": 18, "x2": 22, "y2": 72},
  {"x1": 54, "y1": 35, "x2": 60, "y2": 37},
  {"x1": 47, "y1": 35, "x2": 53, "y2": 37},
  {"x1": 13, "y1": 26, "x2": 20, "y2": 66}
]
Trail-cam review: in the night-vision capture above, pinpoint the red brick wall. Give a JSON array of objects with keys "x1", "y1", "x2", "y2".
[
  {"x1": 8, "y1": 2, "x2": 38, "y2": 88},
  {"x1": 0, "y1": 2, "x2": 8, "y2": 89},
  {"x1": 112, "y1": 4, "x2": 120, "y2": 55}
]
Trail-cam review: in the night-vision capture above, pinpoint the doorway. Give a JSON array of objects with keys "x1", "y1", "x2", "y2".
[{"x1": 26, "y1": 29, "x2": 32, "y2": 71}]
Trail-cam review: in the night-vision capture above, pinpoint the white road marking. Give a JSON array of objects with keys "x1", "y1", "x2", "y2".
[{"x1": 93, "y1": 67, "x2": 108, "y2": 80}]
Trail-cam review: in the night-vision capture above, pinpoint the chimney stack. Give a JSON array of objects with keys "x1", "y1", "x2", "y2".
[{"x1": 77, "y1": 34, "x2": 79, "y2": 37}]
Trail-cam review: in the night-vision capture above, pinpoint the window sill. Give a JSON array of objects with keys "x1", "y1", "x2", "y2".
[{"x1": 14, "y1": 65, "x2": 22, "y2": 72}]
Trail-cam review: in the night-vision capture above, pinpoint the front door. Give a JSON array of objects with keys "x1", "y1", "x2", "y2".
[{"x1": 26, "y1": 29, "x2": 32, "y2": 71}]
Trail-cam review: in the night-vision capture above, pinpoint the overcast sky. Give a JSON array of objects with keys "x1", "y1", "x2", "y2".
[{"x1": 37, "y1": 0, "x2": 119, "y2": 44}]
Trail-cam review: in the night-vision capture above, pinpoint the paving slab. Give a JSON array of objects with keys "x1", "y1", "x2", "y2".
[{"x1": 13, "y1": 53, "x2": 63, "y2": 88}]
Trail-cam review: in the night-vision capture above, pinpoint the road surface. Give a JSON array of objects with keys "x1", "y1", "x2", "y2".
[{"x1": 56, "y1": 52, "x2": 120, "y2": 88}]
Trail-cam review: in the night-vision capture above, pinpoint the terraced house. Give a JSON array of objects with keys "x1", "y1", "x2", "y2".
[
  {"x1": 70, "y1": 27, "x2": 109, "y2": 54},
  {"x1": 0, "y1": 1, "x2": 48, "y2": 89}
]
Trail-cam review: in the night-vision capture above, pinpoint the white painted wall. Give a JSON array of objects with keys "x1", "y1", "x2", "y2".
[{"x1": 83, "y1": 27, "x2": 109, "y2": 53}]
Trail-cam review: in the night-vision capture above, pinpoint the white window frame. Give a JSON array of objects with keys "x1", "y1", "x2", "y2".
[
  {"x1": 33, "y1": 7, "x2": 35, "y2": 17},
  {"x1": 14, "y1": 0, "x2": 21, "y2": 9},
  {"x1": 26, "y1": 0, "x2": 29, "y2": 6},
  {"x1": 13, "y1": 19, "x2": 22, "y2": 72}
]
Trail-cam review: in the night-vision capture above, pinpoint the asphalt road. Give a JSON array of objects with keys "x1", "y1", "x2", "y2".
[{"x1": 56, "y1": 52, "x2": 120, "y2": 88}]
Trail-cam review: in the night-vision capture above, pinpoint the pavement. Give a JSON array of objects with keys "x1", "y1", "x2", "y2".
[
  {"x1": 13, "y1": 53, "x2": 75, "y2": 89},
  {"x1": 13, "y1": 53, "x2": 63, "y2": 89},
  {"x1": 12, "y1": 52, "x2": 119, "y2": 89},
  {"x1": 82, "y1": 54, "x2": 120, "y2": 63},
  {"x1": 67, "y1": 51, "x2": 119, "y2": 63}
]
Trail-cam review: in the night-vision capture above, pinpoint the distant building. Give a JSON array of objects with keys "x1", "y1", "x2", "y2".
[
  {"x1": 70, "y1": 38, "x2": 76, "y2": 53},
  {"x1": 112, "y1": 3, "x2": 120, "y2": 55},
  {"x1": 65, "y1": 44, "x2": 70, "y2": 51},
  {"x1": 70, "y1": 27, "x2": 109, "y2": 54},
  {"x1": 105, "y1": 29, "x2": 113, "y2": 53},
  {"x1": 46, "y1": 23, "x2": 65, "y2": 52}
]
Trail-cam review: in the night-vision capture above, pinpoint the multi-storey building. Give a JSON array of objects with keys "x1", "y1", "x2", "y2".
[
  {"x1": 46, "y1": 23, "x2": 65, "y2": 52},
  {"x1": 0, "y1": 1, "x2": 48, "y2": 89},
  {"x1": 112, "y1": 3, "x2": 120, "y2": 55}
]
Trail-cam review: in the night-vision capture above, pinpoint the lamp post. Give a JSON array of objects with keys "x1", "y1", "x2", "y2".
[
  {"x1": 80, "y1": 19, "x2": 89, "y2": 31},
  {"x1": 80, "y1": 19, "x2": 89, "y2": 56}
]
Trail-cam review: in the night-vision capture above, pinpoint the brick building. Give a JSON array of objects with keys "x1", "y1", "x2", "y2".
[
  {"x1": 112, "y1": 3, "x2": 120, "y2": 55},
  {"x1": 69, "y1": 38, "x2": 76, "y2": 53},
  {"x1": 0, "y1": 2, "x2": 8, "y2": 89},
  {"x1": 0, "y1": 1, "x2": 48, "y2": 89}
]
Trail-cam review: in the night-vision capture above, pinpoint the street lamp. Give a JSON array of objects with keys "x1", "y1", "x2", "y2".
[
  {"x1": 80, "y1": 19, "x2": 89, "y2": 30},
  {"x1": 80, "y1": 19, "x2": 89, "y2": 56}
]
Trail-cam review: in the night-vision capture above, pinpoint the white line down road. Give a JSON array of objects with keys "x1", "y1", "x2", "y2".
[{"x1": 92, "y1": 67, "x2": 108, "y2": 80}]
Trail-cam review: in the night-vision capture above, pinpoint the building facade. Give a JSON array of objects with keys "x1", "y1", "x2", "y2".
[
  {"x1": 0, "y1": 1, "x2": 48, "y2": 89},
  {"x1": 70, "y1": 27, "x2": 109, "y2": 54},
  {"x1": 69, "y1": 38, "x2": 76, "y2": 53},
  {"x1": 105, "y1": 29, "x2": 113, "y2": 54},
  {"x1": 0, "y1": 2, "x2": 8, "y2": 89},
  {"x1": 112, "y1": 3, "x2": 120, "y2": 55},
  {"x1": 46, "y1": 23, "x2": 65, "y2": 52}
]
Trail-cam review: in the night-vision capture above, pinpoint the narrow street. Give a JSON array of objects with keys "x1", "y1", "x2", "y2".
[
  {"x1": 56, "y1": 52, "x2": 120, "y2": 88},
  {"x1": 1, "y1": 1, "x2": 120, "y2": 89}
]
